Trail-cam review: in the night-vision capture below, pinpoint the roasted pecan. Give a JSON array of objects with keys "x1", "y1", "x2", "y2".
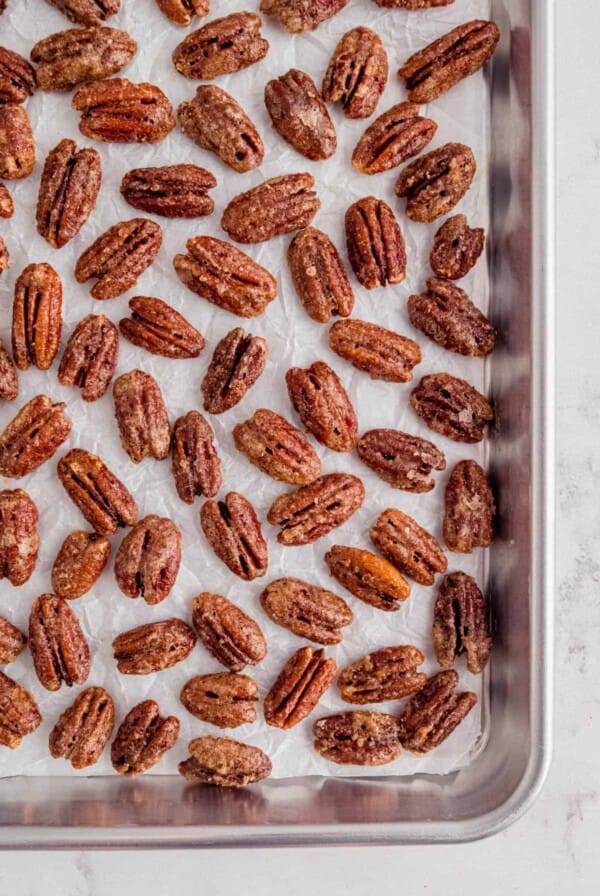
[
  {"x1": 357, "y1": 429, "x2": 446, "y2": 492},
  {"x1": 119, "y1": 296, "x2": 205, "y2": 359},
  {"x1": 265, "y1": 69, "x2": 336, "y2": 161},
  {"x1": 0, "y1": 616, "x2": 27, "y2": 664},
  {"x1": 0, "y1": 670, "x2": 42, "y2": 748},
  {"x1": 221, "y1": 173, "x2": 320, "y2": 244},
  {"x1": 0, "y1": 489, "x2": 39, "y2": 586},
  {"x1": 430, "y1": 215, "x2": 485, "y2": 280},
  {"x1": 111, "y1": 699, "x2": 180, "y2": 776},
  {"x1": 113, "y1": 370, "x2": 171, "y2": 463},
  {"x1": 49, "y1": 686, "x2": 114, "y2": 769},
  {"x1": 12, "y1": 263, "x2": 62, "y2": 370},
  {"x1": 179, "y1": 736, "x2": 272, "y2": 787},
  {"x1": 200, "y1": 492, "x2": 268, "y2": 581},
  {"x1": 260, "y1": 578, "x2": 353, "y2": 644},
  {"x1": 408, "y1": 278, "x2": 496, "y2": 357},
  {"x1": 395, "y1": 143, "x2": 477, "y2": 224},
  {"x1": 288, "y1": 227, "x2": 354, "y2": 324},
  {"x1": 201, "y1": 328, "x2": 267, "y2": 415},
  {"x1": 113, "y1": 618, "x2": 196, "y2": 674},
  {"x1": 192, "y1": 592, "x2": 267, "y2": 672},
  {"x1": 286, "y1": 361, "x2": 357, "y2": 452},
  {"x1": 0, "y1": 236, "x2": 7, "y2": 274},
  {"x1": 0, "y1": 183, "x2": 13, "y2": 217},
  {"x1": 268, "y1": 473, "x2": 365, "y2": 546},
  {"x1": 0, "y1": 104, "x2": 35, "y2": 179},
  {"x1": 171, "y1": 411, "x2": 222, "y2": 503},
  {"x1": 410, "y1": 373, "x2": 494, "y2": 443},
  {"x1": 370, "y1": 508, "x2": 447, "y2": 586},
  {"x1": 0, "y1": 395, "x2": 71, "y2": 479},
  {"x1": 261, "y1": 0, "x2": 348, "y2": 33},
  {"x1": 57, "y1": 448, "x2": 138, "y2": 535},
  {"x1": 181, "y1": 673, "x2": 258, "y2": 728},
  {"x1": 121, "y1": 164, "x2": 216, "y2": 218},
  {"x1": 0, "y1": 46, "x2": 36, "y2": 104},
  {"x1": 45, "y1": 1, "x2": 121, "y2": 27},
  {"x1": 29, "y1": 594, "x2": 91, "y2": 692},
  {"x1": 72, "y1": 79, "x2": 175, "y2": 143},
  {"x1": 398, "y1": 20, "x2": 500, "y2": 103},
  {"x1": 157, "y1": 0, "x2": 208, "y2": 26},
  {"x1": 322, "y1": 27, "x2": 388, "y2": 119},
  {"x1": 338, "y1": 646, "x2": 426, "y2": 704},
  {"x1": 31, "y1": 27, "x2": 137, "y2": 92},
  {"x1": 52, "y1": 530, "x2": 111, "y2": 600},
  {"x1": 397, "y1": 669, "x2": 477, "y2": 754},
  {"x1": 233, "y1": 408, "x2": 321, "y2": 486},
  {"x1": 58, "y1": 314, "x2": 119, "y2": 402},
  {"x1": 114, "y1": 515, "x2": 181, "y2": 605},
  {"x1": 345, "y1": 196, "x2": 406, "y2": 289},
  {"x1": 264, "y1": 646, "x2": 336, "y2": 729},
  {"x1": 329, "y1": 319, "x2": 421, "y2": 384},
  {"x1": 433, "y1": 572, "x2": 491, "y2": 674},
  {"x1": 313, "y1": 711, "x2": 400, "y2": 765},
  {"x1": 324, "y1": 544, "x2": 410, "y2": 611},
  {"x1": 443, "y1": 460, "x2": 494, "y2": 553},
  {"x1": 172, "y1": 12, "x2": 268, "y2": 79},
  {"x1": 0, "y1": 338, "x2": 18, "y2": 400},
  {"x1": 75, "y1": 218, "x2": 162, "y2": 300},
  {"x1": 36, "y1": 139, "x2": 101, "y2": 248},
  {"x1": 352, "y1": 102, "x2": 437, "y2": 175}
]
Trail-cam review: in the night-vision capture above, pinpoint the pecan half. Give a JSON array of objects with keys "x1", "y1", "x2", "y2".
[
  {"x1": 75, "y1": 218, "x2": 162, "y2": 300},
  {"x1": 329, "y1": 319, "x2": 421, "y2": 384},
  {"x1": 260, "y1": 578, "x2": 353, "y2": 644},
  {"x1": 0, "y1": 338, "x2": 18, "y2": 400},
  {"x1": 111, "y1": 699, "x2": 180, "y2": 776},
  {"x1": 261, "y1": 0, "x2": 348, "y2": 33},
  {"x1": 31, "y1": 27, "x2": 137, "y2": 92},
  {"x1": 268, "y1": 473, "x2": 365, "y2": 546},
  {"x1": 0, "y1": 183, "x2": 13, "y2": 217},
  {"x1": 345, "y1": 196, "x2": 406, "y2": 289},
  {"x1": 52, "y1": 530, "x2": 110, "y2": 600},
  {"x1": 0, "y1": 104, "x2": 35, "y2": 179},
  {"x1": 322, "y1": 27, "x2": 388, "y2": 119},
  {"x1": 172, "y1": 12, "x2": 268, "y2": 79},
  {"x1": 433, "y1": 572, "x2": 491, "y2": 674},
  {"x1": 0, "y1": 616, "x2": 27, "y2": 664},
  {"x1": 119, "y1": 296, "x2": 205, "y2": 359},
  {"x1": 181, "y1": 673, "x2": 258, "y2": 728},
  {"x1": 0, "y1": 236, "x2": 7, "y2": 274},
  {"x1": 58, "y1": 314, "x2": 119, "y2": 402},
  {"x1": 0, "y1": 46, "x2": 36, "y2": 104},
  {"x1": 265, "y1": 69, "x2": 336, "y2": 161},
  {"x1": 408, "y1": 278, "x2": 496, "y2": 357},
  {"x1": 72, "y1": 79, "x2": 175, "y2": 143},
  {"x1": 338, "y1": 646, "x2": 426, "y2": 704},
  {"x1": 201, "y1": 328, "x2": 267, "y2": 415},
  {"x1": 395, "y1": 143, "x2": 477, "y2": 224},
  {"x1": 49, "y1": 686, "x2": 114, "y2": 769},
  {"x1": 398, "y1": 20, "x2": 500, "y2": 104},
  {"x1": 410, "y1": 373, "x2": 494, "y2": 443},
  {"x1": 192, "y1": 592, "x2": 267, "y2": 672},
  {"x1": 114, "y1": 515, "x2": 182, "y2": 605},
  {"x1": 200, "y1": 492, "x2": 268, "y2": 581},
  {"x1": 430, "y1": 215, "x2": 485, "y2": 280},
  {"x1": 443, "y1": 460, "x2": 494, "y2": 553},
  {"x1": 157, "y1": 0, "x2": 208, "y2": 26},
  {"x1": 288, "y1": 227, "x2": 354, "y2": 324},
  {"x1": 397, "y1": 669, "x2": 477, "y2": 754},
  {"x1": 113, "y1": 618, "x2": 196, "y2": 674},
  {"x1": 357, "y1": 429, "x2": 446, "y2": 492},
  {"x1": 57, "y1": 448, "x2": 138, "y2": 535},
  {"x1": 121, "y1": 164, "x2": 216, "y2": 218},
  {"x1": 12, "y1": 263, "x2": 62, "y2": 370},
  {"x1": 171, "y1": 411, "x2": 222, "y2": 503},
  {"x1": 179, "y1": 736, "x2": 272, "y2": 787},
  {"x1": 313, "y1": 711, "x2": 400, "y2": 766},
  {"x1": 286, "y1": 361, "x2": 357, "y2": 452},
  {"x1": 352, "y1": 103, "x2": 437, "y2": 175},
  {"x1": 0, "y1": 670, "x2": 42, "y2": 748},
  {"x1": 0, "y1": 395, "x2": 71, "y2": 479},
  {"x1": 221, "y1": 173, "x2": 320, "y2": 244},
  {"x1": 113, "y1": 370, "x2": 171, "y2": 463},
  {"x1": 36, "y1": 139, "x2": 101, "y2": 248},
  {"x1": 233, "y1": 408, "x2": 321, "y2": 486},
  {"x1": 0, "y1": 489, "x2": 39, "y2": 586},
  {"x1": 29, "y1": 594, "x2": 91, "y2": 692},
  {"x1": 264, "y1": 646, "x2": 336, "y2": 729},
  {"x1": 45, "y1": 1, "x2": 121, "y2": 27},
  {"x1": 324, "y1": 544, "x2": 410, "y2": 612},
  {"x1": 370, "y1": 508, "x2": 447, "y2": 586}
]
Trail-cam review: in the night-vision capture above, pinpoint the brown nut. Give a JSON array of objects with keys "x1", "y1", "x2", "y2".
[
  {"x1": 324, "y1": 544, "x2": 410, "y2": 612},
  {"x1": 49, "y1": 686, "x2": 114, "y2": 769},
  {"x1": 0, "y1": 183, "x2": 13, "y2": 218},
  {"x1": 113, "y1": 618, "x2": 196, "y2": 674},
  {"x1": 260, "y1": 577, "x2": 353, "y2": 645},
  {"x1": 179, "y1": 735, "x2": 272, "y2": 787},
  {"x1": 111, "y1": 699, "x2": 180, "y2": 776},
  {"x1": 313, "y1": 711, "x2": 400, "y2": 766},
  {"x1": 45, "y1": 1, "x2": 121, "y2": 27},
  {"x1": 370, "y1": 508, "x2": 447, "y2": 586},
  {"x1": 233, "y1": 408, "x2": 321, "y2": 486},
  {"x1": 72, "y1": 79, "x2": 175, "y2": 143},
  {"x1": 264, "y1": 646, "x2": 337, "y2": 729},
  {"x1": 0, "y1": 670, "x2": 42, "y2": 749},
  {"x1": 288, "y1": 227, "x2": 354, "y2": 324},
  {"x1": 0, "y1": 616, "x2": 27, "y2": 664},
  {"x1": 0, "y1": 45, "x2": 36, "y2": 104},
  {"x1": 0, "y1": 395, "x2": 71, "y2": 479},
  {"x1": 268, "y1": 473, "x2": 365, "y2": 546},
  {"x1": 200, "y1": 492, "x2": 268, "y2": 581},
  {"x1": 395, "y1": 143, "x2": 477, "y2": 224},
  {"x1": 357, "y1": 429, "x2": 446, "y2": 492},
  {"x1": 29, "y1": 594, "x2": 91, "y2": 692},
  {"x1": 410, "y1": 373, "x2": 494, "y2": 443},
  {"x1": 181, "y1": 673, "x2": 258, "y2": 728},
  {"x1": 114, "y1": 515, "x2": 182, "y2": 605},
  {"x1": 57, "y1": 448, "x2": 138, "y2": 535},
  {"x1": 58, "y1": 314, "x2": 119, "y2": 402},
  {"x1": 286, "y1": 361, "x2": 357, "y2": 452},
  {"x1": 192, "y1": 592, "x2": 267, "y2": 672},
  {"x1": 172, "y1": 12, "x2": 268, "y2": 80},
  {"x1": 397, "y1": 669, "x2": 477, "y2": 754},
  {"x1": 0, "y1": 338, "x2": 18, "y2": 400},
  {"x1": 265, "y1": 69, "x2": 336, "y2": 161},
  {"x1": 75, "y1": 217, "x2": 162, "y2": 300},
  {"x1": 221, "y1": 173, "x2": 320, "y2": 244},
  {"x1": 329, "y1": 319, "x2": 421, "y2": 384},
  {"x1": 352, "y1": 102, "x2": 437, "y2": 176},
  {"x1": 407, "y1": 278, "x2": 496, "y2": 357},
  {"x1": 322, "y1": 27, "x2": 388, "y2": 119},
  {"x1": 52, "y1": 530, "x2": 111, "y2": 600},
  {"x1": 261, "y1": 0, "x2": 348, "y2": 34},
  {"x1": 433, "y1": 572, "x2": 491, "y2": 674},
  {"x1": 345, "y1": 196, "x2": 406, "y2": 289},
  {"x1": 338, "y1": 645, "x2": 426, "y2": 704},
  {"x1": 157, "y1": 0, "x2": 209, "y2": 27},
  {"x1": 0, "y1": 489, "x2": 39, "y2": 586},
  {"x1": 201, "y1": 328, "x2": 267, "y2": 415},
  {"x1": 443, "y1": 459, "x2": 495, "y2": 552},
  {"x1": 0, "y1": 104, "x2": 35, "y2": 179},
  {"x1": 171, "y1": 411, "x2": 222, "y2": 504},
  {"x1": 31, "y1": 27, "x2": 137, "y2": 92},
  {"x1": 119, "y1": 296, "x2": 205, "y2": 359},
  {"x1": 113, "y1": 370, "x2": 171, "y2": 463},
  {"x1": 430, "y1": 215, "x2": 485, "y2": 280},
  {"x1": 121, "y1": 164, "x2": 216, "y2": 218},
  {"x1": 36, "y1": 139, "x2": 102, "y2": 249},
  {"x1": 12, "y1": 263, "x2": 62, "y2": 371}
]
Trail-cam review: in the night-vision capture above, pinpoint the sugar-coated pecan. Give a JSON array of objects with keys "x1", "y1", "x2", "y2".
[
  {"x1": 221, "y1": 173, "x2": 320, "y2": 244},
  {"x1": 114, "y1": 515, "x2": 182, "y2": 605},
  {"x1": 357, "y1": 429, "x2": 446, "y2": 492},
  {"x1": 179, "y1": 735, "x2": 272, "y2": 787},
  {"x1": 399, "y1": 20, "x2": 500, "y2": 103},
  {"x1": 171, "y1": 411, "x2": 222, "y2": 503},
  {"x1": 408, "y1": 278, "x2": 496, "y2": 357},
  {"x1": 113, "y1": 618, "x2": 196, "y2": 674},
  {"x1": 329, "y1": 319, "x2": 421, "y2": 384},
  {"x1": 410, "y1": 373, "x2": 494, "y2": 443},
  {"x1": 73, "y1": 79, "x2": 175, "y2": 143},
  {"x1": 75, "y1": 218, "x2": 162, "y2": 300},
  {"x1": 260, "y1": 578, "x2": 353, "y2": 644},
  {"x1": 370, "y1": 508, "x2": 447, "y2": 586},
  {"x1": 12, "y1": 263, "x2": 62, "y2": 370},
  {"x1": 288, "y1": 227, "x2": 354, "y2": 324},
  {"x1": 233, "y1": 408, "x2": 321, "y2": 486},
  {"x1": 119, "y1": 296, "x2": 205, "y2": 359},
  {"x1": 57, "y1": 448, "x2": 138, "y2": 535},
  {"x1": 192, "y1": 592, "x2": 267, "y2": 672},
  {"x1": 433, "y1": 571, "x2": 491, "y2": 674},
  {"x1": 0, "y1": 104, "x2": 35, "y2": 179},
  {"x1": 268, "y1": 473, "x2": 365, "y2": 546},
  {"x1": 0, "y1": 489, "x2": 39, "y2": 586},
  {"x1": 181, "y1": 673, "x2": 258, "y2": 728},
  {"x1": 430, "y1": 215, "x2": 485, "y2": 280},
  {"x1": 58, "y1": 314, "x2": 119, "y2": 402},
  {"x1": 121, "y1": 164, "x2": 215, "y2": 218},
  {"x1": 0, "y1": 46, "x2": 36, "y2": 104},
  {"x1": 113, "y1": 370, "x2": 171, "y2": 463},
  {"x1": 444, "y1": 460, "x2": 494, "y2": 553},
  {"x1": 0, "y1": 616, "x2": 27, "y2": 664},
  {"x1": 0, "y1": 236, "x2": 7, "y2": 274},
  {"x1": 0, "y1": 183, "x2": 13, "y2": 217},
  {"x1": 172, "y1": 12, "x2": 268, "y2": 79},
  {"x1": 52, "y1": 530, "x2": 111, "y2": 600},
  {"x1": 264, "y1": 646, "x2": 337, "y2": 729},
  {"x1": 0, "y1": 395, "x2": 71, "y2": 479},
  {"x1": 201, "y1": 328, "x2": 267, "y2": 414},
  {"x1": 0, "y1": 670, "x2": 42, "y2": 749},
  {"x1": 111, "y1": 699, "x2": 180, "y2": 776},
  {"x1": 324, "y1": 544, "x2": 410, "y2": 611},
  {"x1": 29, "y1": 594, "x2": 91, "y2": 692},
  {"x1": 397, "y1": 669, "x2": 477, "y2": 754},
  {"x1": 313, "y1": 711, "x2": 400, "y2": 766},
  {"x1": 36, "y1": 139, "x2": 101, "y2": 248},
  {"x1": 338, "y1": 645, "x2": 426, "y2": 704},
  {"x1": 157, "y1": 0, "x2": 208, "y2": 26},
  {"x1": 286, "y1": 361, "x2": 357, "y2": 452},
  {"x1": 352, "y1": 103, "x2": 437, "y2": 175},
  {"x1": 0, "y1": 338, "x2": 18, "y2": 400},
  {"x1": 265, "y1": 69, "x2": 336, "y2": 161},
  {"x1": 322, "y1": 27, "x2": 388, "y2": 119},
  {"x1": 49, "y1": 686, "x2": 114, "y2": 769},
  {"x1": 395, "y1": 143, "x2": 476, "y2": 224},
  {"x1": 45, "y1": 0, "x2": 121, "y2": 27},
  {"x1": 31, "y1": 27, "x2": 137, "y2": 92},
  {"x1": 261, "y1": 0, "x2": 348, "y2": 33},
  {"x1": 345, "y1": 196, "x2": 406, "y2": 289},
  {"x1": 200, "y1": 492, "x2": 268, "y2": 581}
]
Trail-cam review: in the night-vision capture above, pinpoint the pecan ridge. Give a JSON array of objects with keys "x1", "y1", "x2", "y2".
[
  {"x1": 268, "y1": 473, "x2": 365, "y2": 546},
  {"x1": 58, "y1": 314, "x2": 119, "y2": 402},
  {"x1": 12, "y1": 263, "x2": 62, "y2": 371},
  {"x1": 201, "y1": 328, "x2": 267, "y2": 415},
  {"x1": 200, "y1": 492, "x2": 268, "y2": 581},
  {"x1": 192, "y1": 591, "x2": 267, "y2": 672},
  {"x1": 36, "y1": 139, "x2": 102, "y2": 249},
  {"x1": 322, "y1": 27, "x2": 388, "y2": 119}
]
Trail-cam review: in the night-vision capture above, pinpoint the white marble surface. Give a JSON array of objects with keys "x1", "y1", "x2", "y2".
[{"x1": 1, "y1": 0, "x2": 599, "y2": 891}]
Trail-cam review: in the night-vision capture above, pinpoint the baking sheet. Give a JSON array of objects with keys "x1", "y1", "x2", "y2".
[{"x1": 0, "y1": 0, "x2": 492, "y2": 779}]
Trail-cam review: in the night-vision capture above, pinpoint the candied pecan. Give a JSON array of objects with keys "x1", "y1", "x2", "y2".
[
  {"x1": 233, "y1": 408, "x2": 321, "y2": 486},
  {"x1": 119, "y1": 296, "x2": 205, "y2": 359},
  {"x1": 265, "y1": 69, "x2": 336, "y2": 161},
  {"x1": 49, "y1": 686, "x2": 114, "y2": 769},
  {"x1": 288, "y1": 227, "x2": 354, "y2": 324},
  {"x1": 72, "y1": 79, "x2": 175, "y2": 143},
  {"x1": 408, "y1": 278, "x2": 496, "y2": 357},
  {"x1": 171, "y1": 411, "x2": 222, "y2": 503},
  {"x1": 200, "y1": 492, "x2": 268, "y2": 581},
  {"x1": 260, "y1": 578, "x2": 353, "y2": 644},
  {"x1": 36, "y1": 139, "x2": 101, "y2": 249},
  {"x1": 268, "y1": 473, "x2": 365, "y2": 546},
  {"x1": 0, "y1": 236, "x2": 7, "y2": 274},
  {"x1": 179, "y1": 736, "x2": 272, "y2": 787},
  {"x1": 113, "y1": 370, "x2": 171, "y2": 463},
  {"x1": 172, "y1": 12, "x2": 268, "y2": 79},
  {"x1": 31, "y1": 27, "x2": 137, "y2": 92},
  {"x1": 357, "y1": 429, "x2": 446, "y2": 492},
  {"x1": 0, "y1": 395, "x2": 71, "y2": 479},
  {"x1": 430, "y1": 215, "x2": 485, "y2": 280},
  {"x1": 395, "y1": 143, "x2": 477, "y2": 224},
  {"x1": 352, "y1": 103, "x2": 437, "y2": 175},
  {"x1": 111, "y1": 699, "x2": 180, "y2": 776},
  {"x1": 444, "y1": 460, "x2": 494, "y2": 553},
  {"x1": 397, "y1": 669, "x2": 477, "y2": 754},
  {"x1": 370, "y1": 508, "x2": 447, "y2": 586},
  {"x1": 314, "y1": 711, "x2": 400, "y2": 766},
  {"x1": 52, "y1": 530, "x2": 111, "y2": 600},
  {"x1": 0, "y1": 46, "x2": 36, "y2": 104},
  {"x1": 286, "y1": 361, "x2": 357, "y2": 452},
  {"x1": 398, "y1": 20, "x2": 500, "y2": 104},
  {"x1": 114, "y1": 515, "x2": 182, "y2": 605},
  {"x1": 221, "y1": 173, "x2": 320, "y2": 244},
  {"x1": 192, "y1": 592, "x2": 267, "y2": 672},
  {"x1": 12, "y1": 263, "x2": 62, "y2": 370},
  {"x1": 157, "y1": 0, "x2": 208, "y2": 26},
  {"x1": 261, "y1": 0, "x2": 348, "y2": 33},
  {"x1": 345, "y1": 197, "x2": 406, "y2": 289},
  {"x1": 329, "y1": 319, "x2": 421, "y2": 384},
  {"x1": 45, "y1": 1, "x2": 121, "y2": 26},
  {"x1": 264, "y1": 647, "x2": 336, "y2": 729},
  {"x1": 433, "y1": 572, "x2": 491, "y2": 674},
  {"x1": 410, "y1": 373, "x2": 494, "y2": 443},
  {"x1": 324, "y1": 545, "x2": 410, "y2": 612},
  {"x1": 0, "y1": 104, "x2": 35, "y2": 179},
  {"x1": 0, "y1": 338, "x2": 18, "y2": 400},
  {"x1": 113, "y1": 618, "x2": 196, "y2": 675},
  {"x1": 322, "y1": 27, "x2": 388, "y2": 119},
  {"x1": 338, "y1": 646, "x2": 426, "y2": 704},
  {"x1": 121, "y1": 164, "x2": 216, "y2": 218},
  {"x1": 58, "y1": 314, "x2": 118, "y2": 402},
  {"x1": 75, "y1": 218, "x2": 162, "y2": 300},
  {"x1": 29, "y1": 594, "x2": 91, "y2": 692},
  {"x1": 57, "y1": 448, "x2": 138, "y2": 535},
  {"x1": 181, "y1": 673, "x2": 258, "y2": 728},
  {"x1": 0, "y1": 616, "x2": 27, "y2": 664},
  {"x1": 0, "y1": 183, "x2": 13, "y2": 217},
  {"x1": 0, "y1": 670, "x2": 42, "y2": 748},
  {"x1": 0, "y1": 489, "x2": 39, "y2": 586},
  {"x1": 201, "y1": 328, "x2": 267, "y2": 415}
]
